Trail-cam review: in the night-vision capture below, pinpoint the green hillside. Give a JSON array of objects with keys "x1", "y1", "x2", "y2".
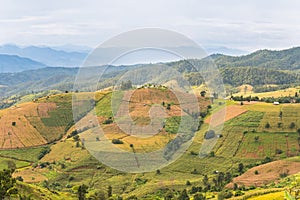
[{"x1": 0, "y1": 88, "x2": 299, "y2": 199}]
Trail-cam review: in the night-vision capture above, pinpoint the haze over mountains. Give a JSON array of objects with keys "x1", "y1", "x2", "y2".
[
  {"x1": 0, "y1": 44, "x2": 248, "y2": 72},
  {"x1": 0, "y1": 45, "x2": 300, "y2": 98},
  {"x1": 0, "y1": 44, "x2": 88, "y2": 68}
]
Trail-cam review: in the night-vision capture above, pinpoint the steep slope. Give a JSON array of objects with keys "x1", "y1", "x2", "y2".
[{"x1": 0, "y1": 93, "x2": 73, "y2": 149}]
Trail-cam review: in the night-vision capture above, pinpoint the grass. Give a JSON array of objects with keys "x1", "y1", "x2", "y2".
[
  {"x1": 225, "y1": 110, "x2": 264, "y2": 127},
  {"x1": 0, "y1": 157, "x2": 30, "y2": 170},
  {"x1": 0, "y1": 146, "x2": 49, "y2": 162},
  {"x1": 165, "y1": 116, "x2": 181, "y2": 134},
  {"x1": 237, "y1": 132, "x2": 299, "y2": 158},
  {"x1": 95, "y1": 93, "x2": 113, "y2": 117}
]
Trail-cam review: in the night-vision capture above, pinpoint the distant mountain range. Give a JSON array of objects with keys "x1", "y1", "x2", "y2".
[
  {"x1": 1, "y1": 46, "x2": 300, "y2": 97},
  {"x1": 0, "y1": 44, "x2": 88, "y2": 67},
  {"x1": 0, "y1": 54, "x2": 47, "y2": 73}
]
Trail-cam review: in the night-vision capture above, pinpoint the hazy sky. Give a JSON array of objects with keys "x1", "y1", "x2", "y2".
[{"x1": 1, "y1": 0, "x2": 300, "y2": 51}]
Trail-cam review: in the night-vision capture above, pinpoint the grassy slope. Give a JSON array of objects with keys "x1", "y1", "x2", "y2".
[{"x1": 1, "y1": 89, "x2": 300, "y2": 199}]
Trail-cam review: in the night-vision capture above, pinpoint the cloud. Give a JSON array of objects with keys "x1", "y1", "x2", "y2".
[{"x1": 0, "y1": 0, "x2": 300, "y2": 51}]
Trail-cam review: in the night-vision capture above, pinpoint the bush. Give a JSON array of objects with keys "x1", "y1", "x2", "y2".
[
  {"x1": 103, "y1": 118, "x2": 113, "y2": 124},
  {"x1": 112, "y1": 139, "x2": 123, "y2": 144},
  {"x1": 234, "y1": 190, "x2": 244, "y2": 196},
  {"x1": 204, "y1": 130, "x2": 215, "y2": 139},
  {"x1": 275, "y1": 149, "x2": 283, "y2": 154},
  {"x1": 186, "y1": 180, "x2": 191, "y2": 186},
  {"x1": 289, "y1": 122, "x2": 296, "y2": 129},
  {"x1": 265, "y1": 122, "x2": 270, "y2": 128}
]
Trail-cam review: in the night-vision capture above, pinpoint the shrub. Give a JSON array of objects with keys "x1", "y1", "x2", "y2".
[
  {"x1": 204, "y1": 130, "x2": 215, "y2": 139},
  {"x1": 103, "y1": 118, "x2": 113, "y2": 124},
  {"x1": 289, "y1": 122, "x2": 296, "y2": 129},
  {"x1": 275, "y1": 149, "x2": 283, "y2": 154},
  {"x1": 265, "y1": 122, "x2": 270, "y2": 128},
  {"x1": 112, "y1": 139, "x2": 123, "y2": 144},
  {"x1": 234, "y1": 190, "x2": 244, "y2": 196}
]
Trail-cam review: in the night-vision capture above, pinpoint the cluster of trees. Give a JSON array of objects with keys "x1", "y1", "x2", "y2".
[
  {"x1": 230, "y1": 95, "x2": 259, "y2": 102},
  {"x1": 76, "y1": 184, "x2": 114, "y2": 200},
  {"x1": 0, "y1": 168, "x2": 18, "y2": 199},
  {"x1": 221, "y1": 67, "x2": 300, "y2": 87},
  {"x1": 253, "y1": 84, "x2": 292, "y2": 93},
  {"x1": 231, "y1": 94, "x2": 300, "y2": 104},
  {"x1": 120, "y1": 80, "x2": 132, "y2": 90},
  {"x1": 37, "y1": 146, "x2": 51, "y2": 160}
]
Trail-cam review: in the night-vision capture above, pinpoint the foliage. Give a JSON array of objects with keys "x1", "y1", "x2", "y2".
[{"x1": 0, "y1": 169, "x2": 18, "y2": 199}]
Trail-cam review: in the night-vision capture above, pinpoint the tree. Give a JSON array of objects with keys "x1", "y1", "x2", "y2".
[
  {"x1": 233, "y1": 183, "x2": 238, "y2": 191},
  {"x1": 0, "y1": 169, "x2": 18, "y2": 199},
  {"x1": 120, "y1": 80, "x2": 132, "y2": 90},
  {"x1": 203, "y1": 175, "x2": 209, "y2": 186},
  {"x1": 279, "y1": 111, "x2": 283, "y2": 119},
  {"x1": 238, "y1": 163, "x2": 244, "y2": 173},
  {"x1": 166, "y1": 103, "x2": 171, "y2": 110},
  {"x1": 77, "y1": 184, "x2": 88, "y2": 200},
  {"x1": 254, "y1": 135, "x2": 259, "y2": 142},
  {"x1": 178, "y1": 189, "x2": 189, "y2": 200},
  {"x1": 186, "y1": 180, "x2": 191, "y2": 186},
  {"x1": 200, "y1": 91, "x2": 206, "y2": 97},
  {"x1": 107, "y1": 185, "x2": 112, "y2": 197},
  {"x1": 289, "y1": 122, "x2": 296, "y2": 129}
]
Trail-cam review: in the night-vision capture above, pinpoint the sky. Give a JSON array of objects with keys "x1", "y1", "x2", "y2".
[{"x1": 1, "y1": 0, "x2": 300, "y2": 52}]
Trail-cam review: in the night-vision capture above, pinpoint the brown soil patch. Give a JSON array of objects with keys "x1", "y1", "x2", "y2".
[
  {"x1": 205, "y1": 105, "x2": 247, "y2": 127},
  {"x1": 0, "y1": 102, "x2": 47, "y2": 149},
  {"x1": 227, "y1": 160, "x2": 300, "y2": 187},
  {"x1": 13, "y1": 167, "x2": 48, "y2": 183}
]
